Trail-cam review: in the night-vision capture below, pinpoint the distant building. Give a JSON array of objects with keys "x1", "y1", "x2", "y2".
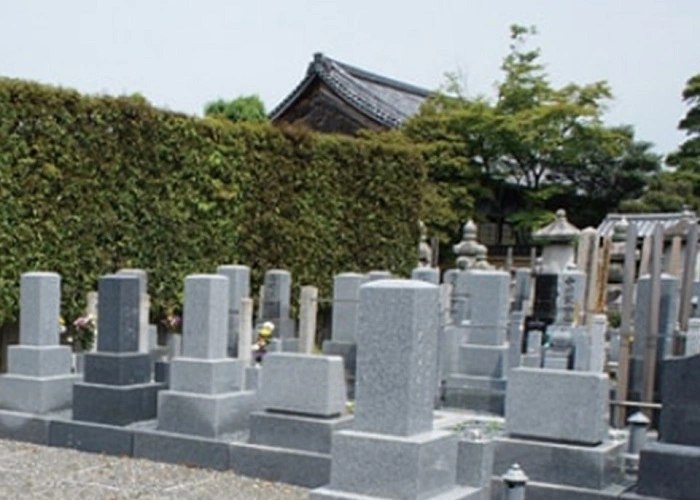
[{"x1": 270, "y1": 53, "x2": 432, "y2": 135}]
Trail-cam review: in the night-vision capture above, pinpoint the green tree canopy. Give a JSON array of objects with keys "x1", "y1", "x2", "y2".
[
  {"x1": 404, "y1": 25, "x2": 660, "y2": 237},
  {"x1": 204, "y1": 94, "x2": 267, "y2": 123},
  {"x1": 622, "y1": 73, "x2": 700, "y2": 212}
]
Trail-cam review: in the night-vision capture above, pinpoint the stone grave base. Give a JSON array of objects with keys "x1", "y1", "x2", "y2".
[
  {"x1": 442, "y1": 375, "x2": 506, "y2": 415},
  {"x1": 458, "y1": 344, "x2": 508, "y2": 378},
  {"x1": 154, "y1": 360, "x2": 170, "y2": 386},
  {"x1": 7, "y1": 345, "x2": 74, "y2": 376},
  {"x1": 633, "y1": 441, "x2": 700, "y2": 499},
  {"x1": 245, "y1": 365, "x2": 261, "y2": 390},
  {"x1": 0, "y1": 374, "x2": 78, "y2": 414},
  {"x1": 313, "y1": 429, "x2": 477, "y2": 499},
  {"x1": 0, "y1": 408, "x2": 52, "y2": 444},
  {"x1": 230, "y1": 441, "x2": 331, "y2": 488},
  {"x1": 84, "y1": 352, "x2": 151, "y2": 385},
  {"x1": 249, "y1": 411, "x2": 353, "y2": 453},
  {"x1": 491, "y1": 478, "x2": 630, "y2": 500},
  {"x1": 72, "y1": 381, "x2": 164, "y2": 425},
  {"x1": 49, "y1": 418, "x2": 134, "y2": 456},
  {"x1": 493, "y1": 436, "x2": 625, "y2": 490},
  {"x1": 157, "y1": 389, "x2": 256, "y2": 438},
  {"x1": 134, "y1": 428, "x2": 230, "y2": 470},
  {"x1": 169, "y1": 357, "x2": 244, "y2": 393},
  {"x1": 311, "y1": 485, "x2": 482, "y2": 499}
]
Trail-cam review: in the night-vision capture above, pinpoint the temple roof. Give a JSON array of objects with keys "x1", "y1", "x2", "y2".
[
  {"x1": 598, "y1": 211, "x2": 698, "y2": 238},
  {"x1": 269, "y1": 53, "x2": 432, "y2": 128}
]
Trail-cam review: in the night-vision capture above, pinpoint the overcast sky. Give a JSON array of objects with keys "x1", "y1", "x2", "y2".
[{"x1": 2, "y1": 1, "x2": 698, "y2": 156}]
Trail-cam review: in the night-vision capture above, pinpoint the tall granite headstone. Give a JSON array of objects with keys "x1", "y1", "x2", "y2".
[
  {"x1": 216, "y1": 264, "x2": 250, "y2": 357},
  {"x1": 72, "y1": 274, "x2": 163, "y2": 425},
  {"x1": 157, "y1": 274, "x2": 255, "y2": 437},
  {"x1": 259, "y1": 269, "x2": 296, "y2": 347},
  {"x1": 322, "y1": 272, "x2": 367, "y2": 396},
  {"x1": 0, "y1": 272, "x2": 78, "y2": 414},
  {"x1": 311, "y1": 280, "x2": 482, "y2": 499}
]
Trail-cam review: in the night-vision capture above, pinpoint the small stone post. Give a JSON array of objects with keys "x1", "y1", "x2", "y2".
[
  {"x1": 238, "y1": 298, "x2": 253, "y2": 366},
  {"x1": 298, "y1": 286, "x2": 318, "y2": 354},
  {"x1": 627, "y1": 411, "x2": 650, "y2": 455},
  {"x1": 502, "y1": 463, "x2": 528, "y2": 500},
  {"x1": 626, "y1": 411, "x2": 650, "y2": 472}
]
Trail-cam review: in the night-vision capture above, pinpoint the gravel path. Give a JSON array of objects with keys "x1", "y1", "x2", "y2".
[{"x1": 0, "y1": 439, "x2": 309, "y2": 499}]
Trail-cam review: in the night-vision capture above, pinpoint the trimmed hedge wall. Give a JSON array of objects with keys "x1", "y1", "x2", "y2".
[{"x1": 0, "y1": 78, "x2": 426, "y2": 323}]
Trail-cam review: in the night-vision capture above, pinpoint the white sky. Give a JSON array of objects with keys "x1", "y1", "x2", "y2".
[{"x1": 1, "y1": 1, "x2": 698, "y2": 156}]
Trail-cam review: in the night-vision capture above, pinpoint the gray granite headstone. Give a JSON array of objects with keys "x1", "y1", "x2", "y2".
[
  {"x1": 411, "y1": 267, "x2": 440, "y2": 285},
  {"x1": 72, "y1": 274, "x2": 163, "y2": 425},
  {"x1": 0, "y1": 272, "x2": 78, "y2": 414},
  {"x1": 513, "y1": 268, "x2": 532, "y2": 312},
  {"x1": 311, "y1": 279, "x2": 480, "y2": 499},
  {"x1": 366, "y1": 270, "x2": 392, "y2": 282},
  {"x1": 330, "y1": 273, "x2": 366, "y2": 343},
  {"x1": 216, "y1": 264, "x2": 250, "y2": 357},
  {"x1": 505, "y1": 367, "x2": 609, "y2": 445},
  {"x1": 354, "y1": 280, "x2": 438, "y2": 437},
  {"x1": 158, "y1": 274, "x2": 253, "y2": 438},
  {"x1": 256, "y1": 352, "x2": 346, "y2": 417},
  {"x1": 260, "y1": 269, "x2": 295, "y2": 341}
]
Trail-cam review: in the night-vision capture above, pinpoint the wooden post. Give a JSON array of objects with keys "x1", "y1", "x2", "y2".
[
  {"x1": 639, "y1": 236, "x2": 652, "y2": 276},
  {"x1": 615, "y1": 222, "x2": 638, "y2": 427},
  {"x1": 642, "y1": 224, "x2": 663, "y2": 417},
  {"x1": 679, "y1": 222, "x2": 699, "y2": 333},
  {"x1": 668, "y1": 236, "x2": 683, "y2": 277},
  {"x1": 595, "y1": 237, "x2": 613, "y2": 313}
]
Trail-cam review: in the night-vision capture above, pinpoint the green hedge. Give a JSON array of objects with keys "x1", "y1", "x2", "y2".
[{"x1": 0, "y1": 78, "x2": 426, "y2": 324}]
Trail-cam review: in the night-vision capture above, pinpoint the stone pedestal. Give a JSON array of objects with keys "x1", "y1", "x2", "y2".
[
  {"x1": 157, "y1": 275, "x2": 256, "y2": 438},
  {"x1": 0, "y1": 273, "x2": 78, "y2": 414},
  {"x1": 493, "y1": 368, "x2": 623, "y2": 497},
  {"x1": 72, "y1": 274, "x2": 164, "y2": 425},
  {"x1": 249, "y1": 352, "x2": 351, "y2": 456},
  {"x1": 311, "y1": 280, "x2": 483, "y2": 499}
]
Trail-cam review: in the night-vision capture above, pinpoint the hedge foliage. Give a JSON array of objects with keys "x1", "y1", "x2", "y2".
[{"x1": 0, "y1": 78, "x2": 426, "y2": 324}]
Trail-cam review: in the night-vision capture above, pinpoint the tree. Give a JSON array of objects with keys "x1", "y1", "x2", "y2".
[
  {"x1": 204, "y1": 95, "x2": 267, "y2": 123},
  {"x1": 404, "y1": 25, "x2": 660, "y2": 237},
  {"x1": 621, "y1": 73, "x2": 700, "y2": 212}
]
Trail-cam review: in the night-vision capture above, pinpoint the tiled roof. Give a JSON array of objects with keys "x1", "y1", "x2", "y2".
[
  {"x1": 597, "y1": 211, "x2": 699, "y2": 238},
  {"x1": 269, "y1": 53, "x2": 432, "y2": 128}
]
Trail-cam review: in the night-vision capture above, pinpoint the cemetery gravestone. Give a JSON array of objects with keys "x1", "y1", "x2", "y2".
[
  {"x1": 312, "y1": 280, "x2": 483, "y2": 499},
  {"x1": 0, "y1": 272, "x2": 78, "y2": 414},
  {"x1": 635, "y1": 353, "x2": 700, "y2": 499},
  {"x1": 493, "y1": 367, "x2": 625, "y2": 497},
  {"x1": 72, "y1": 274, "x2": 163, "y2": 425},
  {"x1": 157, "y1": 274, "x2": 255, "y2": 437},
  {"x1": 260, "y1": 269, "x2": 296, "y2": 349},
  {"x1": 216, "y1": 264, "x2": 250, "y2": 357}
]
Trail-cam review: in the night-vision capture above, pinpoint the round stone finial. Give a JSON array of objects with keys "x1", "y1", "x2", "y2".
[
  {"x1": 556, "y1": 209, "x2": 566, "y2": 219},
  {"x1": 462, "y1": 219, "x2": 477, "y2": 241},
  {"x1": 419, "y1": 220, "x2": 428, "y2": 241},
  {"x1": 467, "y1": 429, "x2": 483, "y2": 441},
  {"x1": 503, "y1": 463, "x2": 528, "y2": 485},
  {"x1": 627, "y1": 411, "x2": 651, "y2": 426}
]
